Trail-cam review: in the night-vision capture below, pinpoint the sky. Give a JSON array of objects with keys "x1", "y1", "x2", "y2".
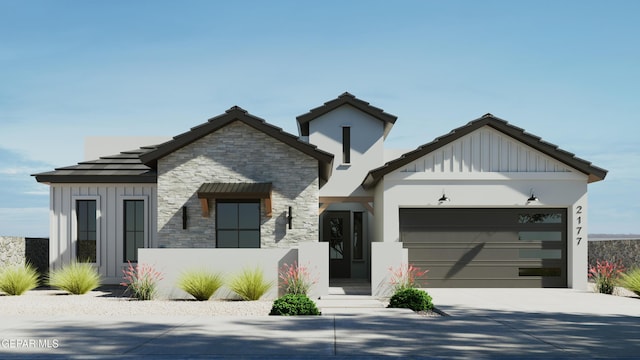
[{"x1": 0, "y1": 0, "x2": 638, "y2": 237}]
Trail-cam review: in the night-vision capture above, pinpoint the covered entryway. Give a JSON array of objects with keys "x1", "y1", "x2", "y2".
[
  {"x1": 400, "y1": 208, "x2": 567, "y2": 288},
  {"x1": 322, "y1": 211, "x2": 351, "y2": 278}
]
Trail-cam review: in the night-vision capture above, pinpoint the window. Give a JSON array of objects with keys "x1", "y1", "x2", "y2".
[
  {"x1": 342, "y1": 126, "x2": 351, "y2": 164},
  {"x1": 124, "y1": 200, "x2": 145, "y2": 262},
  {"x1": 76, "y1": 200, "x2": 97, "y2": 262},
  {"x1": 216, "y1": 200, "x2": 260, "y2": 248}
]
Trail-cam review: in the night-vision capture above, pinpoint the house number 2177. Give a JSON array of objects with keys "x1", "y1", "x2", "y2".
[{"x1": 576, "y1": 206, "x2": 583, "y2": 245}]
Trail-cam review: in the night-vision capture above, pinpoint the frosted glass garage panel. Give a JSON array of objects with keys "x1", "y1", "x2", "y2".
[{"x1": 518, "y1": 231, "x2": 562, "y2": 241}]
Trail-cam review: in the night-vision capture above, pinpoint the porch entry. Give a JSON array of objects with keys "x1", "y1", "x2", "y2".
[{"x1": 322, "y1": 211, "x2": 351, "y2": 278}]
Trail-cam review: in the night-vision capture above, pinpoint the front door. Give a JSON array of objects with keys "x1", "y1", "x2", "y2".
[{"x1": 322, "y1": 211, "x2": 351, "y2": 278}]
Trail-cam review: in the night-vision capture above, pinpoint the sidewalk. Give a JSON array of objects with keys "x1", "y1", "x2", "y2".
[{"x1": 0, "y1": 289, "x2": 639, "y2": 359}]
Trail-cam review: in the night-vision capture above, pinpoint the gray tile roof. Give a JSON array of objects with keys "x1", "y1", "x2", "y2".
[
  {"x1": 33, "y1": 146, "x2": 158, "y2": 183},
  {"x1": 362, "y1": 113, "x2": 608, "y2": 189},
  {"x1": 296, "y1": 92, "x2": 398, "y2": 138}
]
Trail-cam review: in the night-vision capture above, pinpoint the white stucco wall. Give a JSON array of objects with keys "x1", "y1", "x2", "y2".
[{"x1": 309, "y1": 105, "x2": 385, "y2": 197}]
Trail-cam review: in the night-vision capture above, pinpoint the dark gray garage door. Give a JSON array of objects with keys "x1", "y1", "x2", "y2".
[{"x1": 400, "y1": 208, "x2": 567, "y2": 288}]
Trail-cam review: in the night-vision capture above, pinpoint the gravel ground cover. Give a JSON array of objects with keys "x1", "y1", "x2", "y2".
[{"x1": 0, "y1": 287, "x2": 273, "y2": 316}]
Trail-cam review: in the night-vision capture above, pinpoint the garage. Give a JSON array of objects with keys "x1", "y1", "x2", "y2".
[{"x1": 400, "y1": 208, "x2": 567, "y2": 288}]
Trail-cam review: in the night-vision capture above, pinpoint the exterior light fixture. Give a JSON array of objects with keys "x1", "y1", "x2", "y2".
[
  {"x1": 438, "y1": 193, "x2": 450, "y2": 203},
  {"x1": 287, "y1": 206, "x2": 293, "y2": 229},
  {"x1": 182, "y1": 206, "x2": 188, "y2": 229},
  {"x1": 527, "y1": 189, "x2": 538, "y2": 203}
]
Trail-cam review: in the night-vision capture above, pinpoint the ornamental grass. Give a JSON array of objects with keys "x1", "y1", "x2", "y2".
[{"x1": 0, "y1": 263, "x2": 39, "y2": 295}]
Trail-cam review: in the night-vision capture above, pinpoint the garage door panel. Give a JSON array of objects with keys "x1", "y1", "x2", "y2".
[{"x1": 400, "y1": 208, "x2": 567, "y2": 288}]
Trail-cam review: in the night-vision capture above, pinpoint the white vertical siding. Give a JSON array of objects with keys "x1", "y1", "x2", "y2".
[
  {"x1": 49, "y1": 183, "x2": 157, "y2": 284},
  {"x1": 400, "y1": 126, "x2": 572, "y2": 174}
]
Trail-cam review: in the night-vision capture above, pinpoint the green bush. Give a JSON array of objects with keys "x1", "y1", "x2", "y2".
[
  {"x1": 229, "y1": 267, "x2": 273, "y2": 301},
  {"x1": 270, "y1": 294, "x2": 321, "y2": 316},
  {"x1": 49, "y1": 262, "x2": 101, "y2": 295},
  {"x1": 0, "y1": 263, "x2": 40, "y2": 295},
  {"x1": 177, "y1": 269, "x2": 224, "y2": 301},
  {"x1": 620, "y1": 268, "x2": 640, "y2": 296},
  {"x1": 388, "y1": 287, "x2": 433, "y2": 312}
]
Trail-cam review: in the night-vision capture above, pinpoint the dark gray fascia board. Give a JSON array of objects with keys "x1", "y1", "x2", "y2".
[
  {"x1": 33, "y1": 174, "x2": 157, "y2": 184},
  {"x1": 362, "y1": 114, "x2": 608, "y2": 189},
  {"x1": 296, "y1": 92, "x2": 398, "y2": 137}
]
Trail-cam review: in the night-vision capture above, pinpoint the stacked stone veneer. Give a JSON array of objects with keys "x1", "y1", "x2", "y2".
[
  {"x1": 589, "y1": 239, "x2": 640, "y2": 270},
  {"x1": 157, "y1": 121, "x2": 320, "y2": 248},
  {"x1": 0, "y1": 236, "x2": 26, "y2": 267}
]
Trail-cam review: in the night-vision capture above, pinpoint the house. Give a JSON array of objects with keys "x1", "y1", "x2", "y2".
[{"x1": 34, "y1": 93, "x2": 607, "y2": 297}]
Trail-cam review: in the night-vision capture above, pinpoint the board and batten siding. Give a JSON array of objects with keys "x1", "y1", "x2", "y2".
[
  {"x1": 399, "y1": 126, "x2": 572, "y2": 174},
  {"x1": 49, "y1": 183, "x2": 157, "y2": 283}
]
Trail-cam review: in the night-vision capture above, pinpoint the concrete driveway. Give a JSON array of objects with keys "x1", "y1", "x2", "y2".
[{"x1": 0, "y1": 289, "x2": 638, "y2": 359}]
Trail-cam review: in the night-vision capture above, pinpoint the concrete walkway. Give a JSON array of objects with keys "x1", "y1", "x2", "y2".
[{"x1": 0, "y1": 289, "x2": 638, "y2": 359}]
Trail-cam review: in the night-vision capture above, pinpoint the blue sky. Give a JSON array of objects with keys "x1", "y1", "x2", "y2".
[{"x1": 1, "y1": 1, "x2": 638, "y2": 237}]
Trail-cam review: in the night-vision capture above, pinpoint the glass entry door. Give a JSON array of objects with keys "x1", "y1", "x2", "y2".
[{"x1": 322, "y1": 211, "x2": 351, "y2": 278}]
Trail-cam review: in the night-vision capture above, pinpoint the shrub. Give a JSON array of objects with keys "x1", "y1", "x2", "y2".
[
  {"x1": 0, "y1": 263, "x2": 39, "y2": 295},
  {"x1": 49, "y1": 262, "x2": 100, "y2": 295},
  {"x1": 270, "y1": 294, "x2": 321, "y2": 316},
  {"x1": 619, "y1": 268, "x2": 640, "y2": 296},
  {"x1": 588, "y1": 260, "x2": 625, "y2": 295},
  {"x1": 229, "y1": 267, "x2": 273, "y2": 301},
  {"x1": 121, "y1": 261, "x2": 163, "y2": 300},
  {"x1": 177, "y1": 269, "x2": 224, "y2": 301},
  {"x1": 388, "y1": 263, "x2": 428, "y2": 292},
  {"x1": 388, "y1": 287, "x2": 433, "y2": 312},
  {"x1": 279, "y1": 261, "x2": 316, "y2": 295}
]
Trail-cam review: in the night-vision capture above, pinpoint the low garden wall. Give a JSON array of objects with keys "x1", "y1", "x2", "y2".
[
  {"x1": 139, "y1": 242, "x2": 328, "y2": 300},
  {"x1": 589, "y1": 239, "x2": 640, "y2": 270},
  {"x1": 0, "y1": 236, "x2": 49, "y2": 277}
]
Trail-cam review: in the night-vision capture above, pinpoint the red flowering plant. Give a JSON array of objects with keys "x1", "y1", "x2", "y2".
[
  {"x1": 388, "y1": 263, "x2": 428, "y2": 292},
  {"x1": 279, "y1": 261, "x2": 317, "y2": 295},
  {"x1": 588, "y1": 260, "x2": 625, "y2": 295},
  {"x1": 121, "y1": 261, "x2": 163, "y2": 300}
]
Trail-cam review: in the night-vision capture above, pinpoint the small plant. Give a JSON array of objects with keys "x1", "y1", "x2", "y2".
[
  {"x1": 177, "y1": 269, "x2": 224, "y2": 301},
  {"x1": 121, "y1": 261, "x2": 163, "y2": 300},
  {"x1": 0, "y1": 263, "x2": 40, "y2": 295},
  {"x1": 270, "y1": 293, "x2": 321, "y2": 316},
  {"x1": 229, "y1": 266, "x2": 273, "y2": 301},
  {"x1": 588, "y1": 260, "x2": 625, "y2": 295},
  {"x1": 279, "y1": 261, "x2": 317, "y2": 295},
  {"x1": 49, "y1": 262, "x2": 101, "y2": 295},
  {"x1": 388, "y1": 287, "x2": 434, "y2": 312},
  {"x1": 388, "y1": 263, "x2": 428, "y2": 292},
  {"x1": 619, "y1": 268, "x2": 640, "y2": 296}
]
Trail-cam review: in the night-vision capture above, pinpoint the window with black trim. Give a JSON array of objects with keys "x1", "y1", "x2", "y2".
[
  {"x1": 216, "y1": 200, "x2": 260, "y2": 248},
  {"x1": 342, "y1": 126, "x2": 351, "y2": 164},
  {"x1": 124, "y1": 200, "x2": 145, "y2": 262},
  {"x1": 76, "y1": 200, "x2": 97, "y2": 262}
]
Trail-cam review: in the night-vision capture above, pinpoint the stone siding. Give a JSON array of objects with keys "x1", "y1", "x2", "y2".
[
  {"x1": 589, "y1": 239, "x2": 640, "y2": 270},
  {"x1": 0, "y1": 237, "x2": 49, "y2": 276},
  {"x1": 157, "y1": 121, "x2": 319, "y2": 248},
  {"x1": 0, "y1": 236, "x2": 26, "y2": 267}
]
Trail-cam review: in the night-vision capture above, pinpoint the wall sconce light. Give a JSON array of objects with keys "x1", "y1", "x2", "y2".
[
  {"x1": 527, "y1": 189, "x2": 538, "y2": 203},
  {"x1": 287, "y1": 206, "x2": 293, "y2": 229},
  {"x1": 182, "y1": 206, "x2": 188, "y2": 229},
  {"x1": 438, "y1": 193, "x2": 450, "y2": 203}
]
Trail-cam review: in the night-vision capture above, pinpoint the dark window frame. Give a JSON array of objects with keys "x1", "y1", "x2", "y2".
[
  {"x1": 216, "y1": 199, "x2": 261, "y2": 248},
  {"x1": 342, "y1": 126, "x2": 351, "y2": 164},
  {"x1": 76, "y1": 199, "x2": 97, "y2": 262},
  {"x1": 123, "y1": 199, "x2": 145, "y2": 262}
]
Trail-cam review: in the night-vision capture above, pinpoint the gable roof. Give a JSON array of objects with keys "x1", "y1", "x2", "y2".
[
  {"x1": 33, "y1": 146, "x2": 158, "y2": 183},
  {"x1": 362, "y1": 113, "x2": 608, "y2": 188},
  {"x1": 139, "y1": 106, "x2": 334, "y2": 183},
  {"x1": 296, "y1": 92, "x2": 398, "y2": 138}
]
